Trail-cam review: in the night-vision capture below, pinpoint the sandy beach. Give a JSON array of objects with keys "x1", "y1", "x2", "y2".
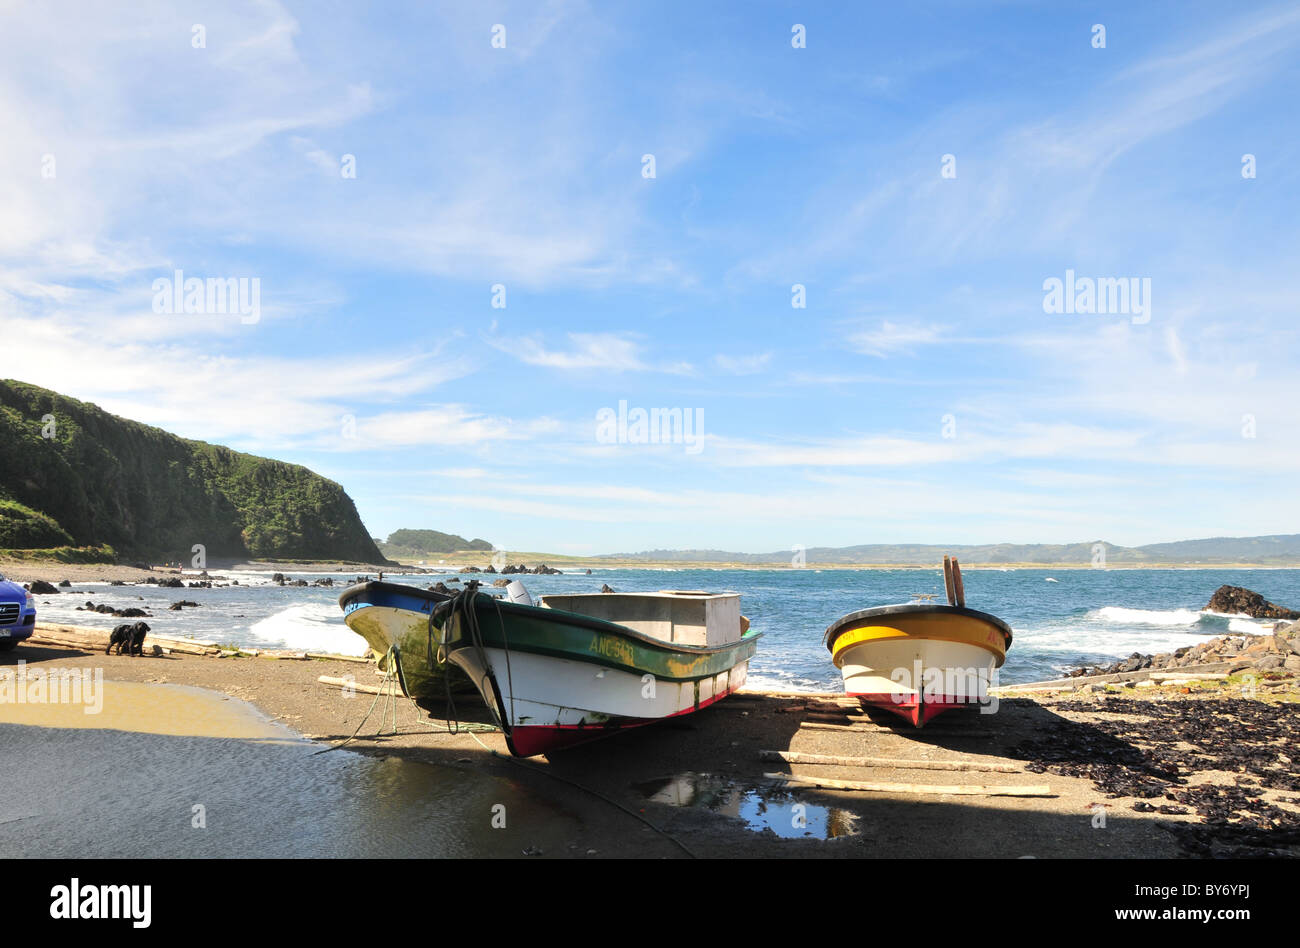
[{"x1": 5, "y1": 623, "x2": 1297, "y2": 858}]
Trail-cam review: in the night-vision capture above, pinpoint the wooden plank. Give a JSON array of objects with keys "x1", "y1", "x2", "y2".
[
  {"x1": 952, "y1": 557, "x2": 966, "y2": 608},
  {"x1": 764, "y1": 772, "x2": 1052, "y2": 797},
  {"x1": 318, "y1": 675, "x2": 402, "y2": 696},
  {"x1": 798, "y1": 721, "x2": 996, "y2": 738},
  {"x1": 1149, "y1": 672, "x2": 1228, "y2": 681},
  {"x1": 942, "y1": 555, "x2": 956, "y2": 606},
  {"x1": 760, "y1": 750, "x2": 1022, "y2": 773}
]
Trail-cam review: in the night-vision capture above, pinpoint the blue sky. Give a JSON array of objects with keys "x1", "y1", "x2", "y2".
[{"x1": 3, "y1": 1, "x2": 1299, "y2": 555}]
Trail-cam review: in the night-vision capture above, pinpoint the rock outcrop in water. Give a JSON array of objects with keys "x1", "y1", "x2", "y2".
[{"x1": 1205, "y1": 585, "x2": 1299, "y2": 619}]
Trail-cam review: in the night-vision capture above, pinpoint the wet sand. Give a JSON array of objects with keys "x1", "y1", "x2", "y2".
[{"x1": 4, "y1": 635, "x2": 1297, "y2": 858}]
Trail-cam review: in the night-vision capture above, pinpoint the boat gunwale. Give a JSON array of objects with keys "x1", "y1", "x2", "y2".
[
  {"x1": 337, "y1": 579, "x2": 452, "y2": 611},
  {"x1": 456, "y1": 592, "x2": 763, "y2": 658},
  {"x1": 823, "y1": 602, "x2": 1012, "y2": 651}
]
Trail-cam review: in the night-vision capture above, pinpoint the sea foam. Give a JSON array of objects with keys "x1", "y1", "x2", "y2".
[{"x1": 246, "y1": 602, "x2": 369, "y2": 656}]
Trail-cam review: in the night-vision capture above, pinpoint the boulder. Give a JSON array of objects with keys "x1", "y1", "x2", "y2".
[
  {"x1": 601, "y1": 583, "x2": 616, "y2": 594},
  {"x1": 1205, "y1": 585, "x2": 1300, "y2": 620},
  {"x1": 57, "y1": 579, "x2": 72, "y2": 587},
  {"x1": 27, "y1": 580, "x2": 58, "y2": 594},
  {"x1": 168, "y1": 600, "x2": 200, "y2": 610},
  {"x1": 491, "y1": 578, "x2": 510, "y2": 587}
]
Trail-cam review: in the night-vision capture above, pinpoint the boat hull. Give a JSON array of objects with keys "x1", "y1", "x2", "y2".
[
  {"x1": 438, "y1": 594, "x2": 761, "y2": 756},
  {"x1": 337, "y1": 581, "x2": 464, "y2": 698},
  {"x1": 824, "y1": 604, "x2": 1012, "y2": 727}
]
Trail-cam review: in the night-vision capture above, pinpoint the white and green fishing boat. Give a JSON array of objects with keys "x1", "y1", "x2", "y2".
[{"x1": 430, "y1": 584, "x2": 761, "y2": 757}]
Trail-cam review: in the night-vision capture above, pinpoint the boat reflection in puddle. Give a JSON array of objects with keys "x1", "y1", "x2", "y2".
[{"x1": 632, "y1": 771, "x2": 858, "y2": 839}]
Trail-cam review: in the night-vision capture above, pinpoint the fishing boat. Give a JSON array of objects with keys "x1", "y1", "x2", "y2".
[
  {"x1": 431, "y1": 585, "x2": 761, "y2": 757},
  {"x1": 824, "y1": 556, "x2": 1012, "y2": 727},
  {"x1": 338, "y1": 579, "x2": 457, "y2": 698}
]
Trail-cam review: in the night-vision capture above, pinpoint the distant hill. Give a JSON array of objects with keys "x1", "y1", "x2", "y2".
[
  {"x1": 0, "y1": 379, "x2": 386, "y2": 563},
  {"x1": 600, "y1": 535, "x2": 1300, "y2": 566},
  {"x1": 379, "y1": 529, "x2": 493, "y2": 561}
]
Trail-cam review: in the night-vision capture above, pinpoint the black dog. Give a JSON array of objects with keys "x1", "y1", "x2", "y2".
[{"x1": 106, "y1": 621, "x2": 151, "y2": 656}]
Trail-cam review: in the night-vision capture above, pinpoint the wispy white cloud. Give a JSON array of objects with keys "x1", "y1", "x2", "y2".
[
  {"x1": 493, "y1": 332, "x2": 694, "y2": 375},
  {"x1": 846, "y1": 321, "x2": 943, "y2": 357}
]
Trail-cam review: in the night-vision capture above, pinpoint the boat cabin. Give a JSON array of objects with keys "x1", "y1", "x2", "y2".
[{"x1": 538, "y1": 590, "x2": 743, "y2": 648}]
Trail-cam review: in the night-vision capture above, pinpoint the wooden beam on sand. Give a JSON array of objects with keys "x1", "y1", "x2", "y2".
[
  {"x1": 764, "y1": 772, "x2": 1053, "y2": 797},
  {"x1": 759, "y1": 750, "x2": 1022, "y2": 773},
  {"x1": 29, "y1": 626, "x2": 219, "y2": 656},
  {"x1": 798, "y1": 721, "x2": 996, "y2": 738},
  {"x1": 318, "y1": 675, "x2": 403, "y2": 696}
]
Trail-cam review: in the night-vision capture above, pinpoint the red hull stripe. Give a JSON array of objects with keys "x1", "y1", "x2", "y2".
[
  {"x1": 847, "y1": 692, "x2": 975, "y2": 728},
  {"x1": 506, "y1": 681, "x2": 742, "y2": 757}
]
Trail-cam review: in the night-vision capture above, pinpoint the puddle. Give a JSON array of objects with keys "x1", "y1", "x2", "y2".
[{"x1": 633, "y1": 771, "x2": 857, "y2": 839}]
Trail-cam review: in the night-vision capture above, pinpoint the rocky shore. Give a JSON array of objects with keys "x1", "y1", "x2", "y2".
[
  {"x1": 1065, "y1": 586, "x2": 1300, "y2": 679},
  {"x1": 1067, "y1": 621, "x2": 1300, "y2": 679}
]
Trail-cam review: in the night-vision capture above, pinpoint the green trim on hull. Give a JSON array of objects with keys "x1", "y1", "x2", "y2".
[{"x1": 438, "y1": 596, "x2": 761, "y2": 681}]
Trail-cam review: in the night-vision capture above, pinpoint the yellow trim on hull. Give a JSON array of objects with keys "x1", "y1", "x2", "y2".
[{"x1": 831, "y1": 613, "x2": 1008, "y2": 668}]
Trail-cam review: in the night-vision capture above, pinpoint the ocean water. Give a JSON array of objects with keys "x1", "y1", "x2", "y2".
[{"x1": 30, "y1": 567, "x2": 1300, "y2": 689}]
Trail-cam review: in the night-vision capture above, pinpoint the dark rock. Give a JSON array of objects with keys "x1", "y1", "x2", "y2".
[
  {"x1": 168, "y1": 600, "x2": 200, "y2": 610},
  {"x1": 601, "y1": 584, "x2": 616, "y2": 594},
  {"x1": 491, "y1": 578, "x2": 510, "y2": 587},
  {"x1": 57, "y1": 579, "x2": 72, "y2": 587},
  {"x1": 156, "y1": 578, "x2": 184, "y2": 588},
  {"x1": 1206, "y1": 585, "x2": 1300, "y2": 620},
  {"x1": 27, "y1": 580, "x2": 58, "y2": 594},
  {"x1": 532, "y1": 564, "x2": 563, "y2": 575}
]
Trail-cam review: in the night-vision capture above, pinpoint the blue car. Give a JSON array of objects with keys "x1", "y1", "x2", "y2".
[{"x1": 0, "y1": 574, "x2": 37, "y2": 652}]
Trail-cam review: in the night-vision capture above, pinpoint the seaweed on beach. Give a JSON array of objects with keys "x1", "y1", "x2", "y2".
[{"x1": 1010, "y1": 697, "x2": 1300, "y2": 857}]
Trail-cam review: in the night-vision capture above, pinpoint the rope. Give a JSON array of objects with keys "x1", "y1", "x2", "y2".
[
  {"x1": 311, "y1": 646, "x2": 405, "y2": 755},
  {"x1": 321, "y1": 587, "x2": 695, "y2": 857}
]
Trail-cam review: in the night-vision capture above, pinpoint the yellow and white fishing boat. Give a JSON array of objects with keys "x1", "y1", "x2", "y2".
[{"x1": 824, "y1": 557, "x2": 1012, "y2": 726}]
